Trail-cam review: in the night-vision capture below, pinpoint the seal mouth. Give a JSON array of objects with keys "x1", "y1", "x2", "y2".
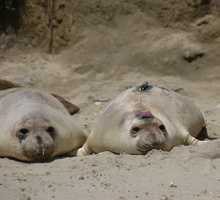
[
  {"x1": 137, "y1": 143, "x2": 165, "y2": 155},
  {"x1": 22, "y1": 145, "x2": 55, "y2": 161},
  {"x1": 26, "y1": 154, "x2": 51, "y2": 161},
  {"x1": 137, "y1": 148, "x2": 150, "y2": 155},
  {"x1": 24, "y1": 152, "x2": 52, "y2": 161},
  {"x1": 137, "y1": 146, "x2": 163, "y2": 155}
]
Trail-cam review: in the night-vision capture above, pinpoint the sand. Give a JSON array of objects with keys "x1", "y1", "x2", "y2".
[{"x1": 0, "y1": 1, "x2": 220, "y2": 199}]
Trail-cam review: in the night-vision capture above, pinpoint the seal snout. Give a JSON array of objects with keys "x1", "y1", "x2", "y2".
[
  {"x1": 137, "y1": 135, "x2": 165, "y2": 154},
  {"x1": 34, "y1": 135, "x2": 54, "y2": 157},
  {"x1": 36, "y1": 135, "x2": 43, "y2": 145},
  {"x1": 20, "y1": 133, "x2": 55, "y2": 160}
]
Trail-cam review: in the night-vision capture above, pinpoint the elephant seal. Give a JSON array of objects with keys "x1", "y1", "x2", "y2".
[
  {"x1": 78, "y1": 82, "x2": 207, "y2": 156},
  {"x1": 0, "y1": 88, "x2": 87, "y2": 161}
]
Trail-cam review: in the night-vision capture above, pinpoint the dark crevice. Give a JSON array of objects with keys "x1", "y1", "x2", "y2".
[{"x1": 0, "y1": 0, "x2": 26, "y2": 34}]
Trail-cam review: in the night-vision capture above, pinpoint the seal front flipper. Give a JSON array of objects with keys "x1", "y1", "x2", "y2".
[
  {"x1": 0, "y1": 79, "x2": 21, "y2": 90},
  {"x1": 65, "y1": 148, "x2": 80, "y2": 157},
  {"x1": 77, "y1": 143, "x2": 93, "y2": 156},
  {"x1": 51, "y1": 93, "x2": 80, "y2": 115},
  {"x1": 184, "y1": 134, "x2": 207, "y2": 145}
]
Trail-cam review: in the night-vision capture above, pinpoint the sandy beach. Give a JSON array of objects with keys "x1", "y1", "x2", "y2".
[{"x1": 0, "y1": 1, "x2": 220, "y2": 199}]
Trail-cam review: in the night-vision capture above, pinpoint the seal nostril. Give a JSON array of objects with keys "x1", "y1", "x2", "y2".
[
  {"x1": 36, "y1": 136, "x2": 43, "y2": 144},
  {"x1": 151, "y1": 141, "x2": 158, "y2": 146}
]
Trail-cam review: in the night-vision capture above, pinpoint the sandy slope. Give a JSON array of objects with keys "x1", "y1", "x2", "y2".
[
  {"x1": 1, "y1": 1, "x2": 220, "y2": 199},
  {"x1": 0, "y1": 50, "x2": 220, "y2": 200}
]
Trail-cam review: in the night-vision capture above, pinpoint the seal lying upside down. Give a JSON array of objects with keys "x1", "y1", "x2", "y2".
[
  {"x1": 77, "y1": 82, "x2": 207, "y2": 156},
  {"x1": 0, "y1": 87, "x2": 87, "y2": 161}
]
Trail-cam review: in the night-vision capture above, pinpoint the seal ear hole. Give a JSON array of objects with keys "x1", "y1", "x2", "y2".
[
  {"x1": 46, "y1": 127, "x2": 55, "y2": 135},
  {"x1": 159, "y1": 125, "x2": 166, "y2": 132}
]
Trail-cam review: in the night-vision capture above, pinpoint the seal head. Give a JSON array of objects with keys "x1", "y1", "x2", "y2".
[
  {"x1": 13, "y1": 114, "x2": 56, "y2": 160},
  {"x1": 131, "y1": 109, "x2": 166, "y2": 154}
]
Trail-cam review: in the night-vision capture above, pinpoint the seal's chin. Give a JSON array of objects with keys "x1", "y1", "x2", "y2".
[
  {"x1": 136, "y1": 148, "x2": 150, "y2": 155},
  {"x1": 26, "y1": 154, "x2": 51, "y2": 161},
  {"x1": 136, "y1": 143, "x2": 165, "y2": 155}
]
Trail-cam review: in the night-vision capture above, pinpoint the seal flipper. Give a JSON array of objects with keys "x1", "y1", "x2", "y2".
[
  {"x1": 184, "y1": 134, "x2": 207, "y2": 145},
  {"x1": 65, "y1": 148, "x2": 79, "y2": 157},
  {"x1": 51, "y1": 94, "x2": 80, "y2": 115},
  {"x1": 77, "y1": 143, "x2": 93, "y2": 156},
  {"x1": 0, "y1": 79, "x2": 21, "y2": 90}
]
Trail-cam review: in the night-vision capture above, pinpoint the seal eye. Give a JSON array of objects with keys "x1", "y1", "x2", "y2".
[
  {"x1": 17, "y1": 128, "x2": 29, "y2": 139},
  {"x1": 159, "y1": 125, "x2": 166, "y2": 132},
  {"x1": 19, "y1": 128, "x2": 29, "y2": 135},
  {"x1": 132, "y1": 127, "x2": 141, "y2": 135},
  {"x1": 47, "y1": 127, "x2": 55, "y2": 135}
]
